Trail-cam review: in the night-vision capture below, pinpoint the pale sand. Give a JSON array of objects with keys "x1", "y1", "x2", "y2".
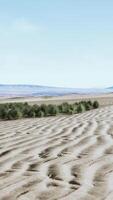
[
  {"x1": 1, "y1": 106, "x2": 113, "y2": 199},
  {"x1": 0, "y1": 93, "x2": 113, "y2": 107}
]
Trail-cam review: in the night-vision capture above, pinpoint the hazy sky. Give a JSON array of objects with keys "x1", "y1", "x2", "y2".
[{"x1": 0, "y1": 0, "x2": 113, "y2": 88}]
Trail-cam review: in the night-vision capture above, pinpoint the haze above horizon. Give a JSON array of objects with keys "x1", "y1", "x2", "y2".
[{"x1": 0, "y1": 0, "x2": 113, "y2": 88}]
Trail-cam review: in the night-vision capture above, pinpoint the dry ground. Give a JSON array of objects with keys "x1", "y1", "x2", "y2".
[
  {"x1": 0, "y1": 93, "x2": 113, "y2": 107},
  {"x1": 0, "y1": 103, "x2": 113, "y2": 199}
]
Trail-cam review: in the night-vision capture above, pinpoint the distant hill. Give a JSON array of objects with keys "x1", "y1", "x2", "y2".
[
  {"x1": 107, "y1": 86, "x2": 113, "y2": 90},
  {"x1": 0, "y1": 84, "x2": 112, "y2": 97}
]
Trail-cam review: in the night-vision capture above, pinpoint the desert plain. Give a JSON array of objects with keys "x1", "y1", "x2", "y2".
[{"x1": 1, "y1": 94, "x2": 113, "y2": 200}]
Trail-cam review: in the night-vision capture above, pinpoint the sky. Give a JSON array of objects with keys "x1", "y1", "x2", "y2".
[{"x1": 0, "y1": 0, "x2": 113, "y2": 88}]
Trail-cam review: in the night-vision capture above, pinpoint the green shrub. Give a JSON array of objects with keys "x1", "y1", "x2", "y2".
[
  {"x1": 37, "y1": 110, "x2": 45, "y2": 117},
  {"x1": 0, "y1": 105, "x2": 8, "y2": 119},
  {"x1": 93, "y1": 101, "x2": 99, "y2": 109},
  {"x1": 77, "y1": 104, "x2": 85, "y2": 113},
  {"x1": 22, "y1": 104, "x2": 31, "y2": 117},
  {"x1": 0, "y1": 100, "x2": 99, "y2": 120},
  {"x1": 47, "y1": 104, "x2": 59, "y2": 116},
  {"x1": 40, "y1": 104, "x2": 49, "y2": 116},
  {"x1": 7, "y1": 108, "x2": 22, "y2": 120},
  {"x1": 32, "y1": 104, "x2": 40, "y2": 117},
  {"x1": 59, "y1": 102, "x2": 70, "y2": 113}
]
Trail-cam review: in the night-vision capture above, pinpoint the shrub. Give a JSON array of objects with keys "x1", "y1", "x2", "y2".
[
  {"x1": 93, "y1": 101, "x2": 99, "y2": 109},
  {"x1": 22, "y1": 104, "x2": 32, "y2": 118},
  {"x1": 7, "y1": 108, "x2": 22, "y2": 120},
  {"x1": 84, "y1": 102, "x2": 92, "y2": 111},
  {"x1": 0, "y1": 100, "x2": 99, "y2": 120},
  {"x1": 47, "y1": 104, "x2": 59, "y2": 116},
  {"x1": 59, "y1": 102, "x2": 70, "y2": 113},
  {"x1": 40, "y1": 104, "x2": 49, "y2": 116},
  {"x1": 77, "y1": 104, "x2": 85, "y2": 113},
  {"x1": 72, "y1": 103, "x2": 78, "y2": 114},
  {"x1": 37, "y1": 110, "x2": 45, "y2": 117},
  {"x1": 32, "y1": 104, "x2": 40, "y2": 117},
  {"x1": 0, "y1": 105, "x2": 8, "y2": 119}
]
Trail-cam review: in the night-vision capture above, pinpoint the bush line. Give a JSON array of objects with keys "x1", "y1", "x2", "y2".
[{"x1": 0, "y1": 100, "x2": 99, "y2": 120}]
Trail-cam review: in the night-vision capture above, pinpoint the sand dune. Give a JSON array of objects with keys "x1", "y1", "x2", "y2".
[{"x1": 1, "y1": 106, "x2": 113, "y2": 199}]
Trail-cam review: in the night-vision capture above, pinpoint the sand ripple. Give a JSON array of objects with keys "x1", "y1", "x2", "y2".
[{"x1": 0, "y1": 106, "x2": 113, "y2": 199}]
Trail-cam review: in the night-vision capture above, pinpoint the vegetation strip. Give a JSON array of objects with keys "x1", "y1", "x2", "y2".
[{"x1": 0, "y1": 101, "x2": 99, "y2": 120}]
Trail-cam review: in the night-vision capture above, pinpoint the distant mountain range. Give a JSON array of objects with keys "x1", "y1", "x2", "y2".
[{"x1": 0, "y1": 84, "x2": 112, "y2": 97}]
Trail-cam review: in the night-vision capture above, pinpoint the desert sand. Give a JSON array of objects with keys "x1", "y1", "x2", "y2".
[
  {"x1": 0, "y1": 93, "x2": 113, "y2": 107},
  {"x1": 1, "y1": 105, "x2": 113, "y2": 199}
]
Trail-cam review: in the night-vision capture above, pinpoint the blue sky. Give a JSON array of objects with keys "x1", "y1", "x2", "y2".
[{"x1": 0, "y1": 0, "x2": 113, "y2": 88}]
